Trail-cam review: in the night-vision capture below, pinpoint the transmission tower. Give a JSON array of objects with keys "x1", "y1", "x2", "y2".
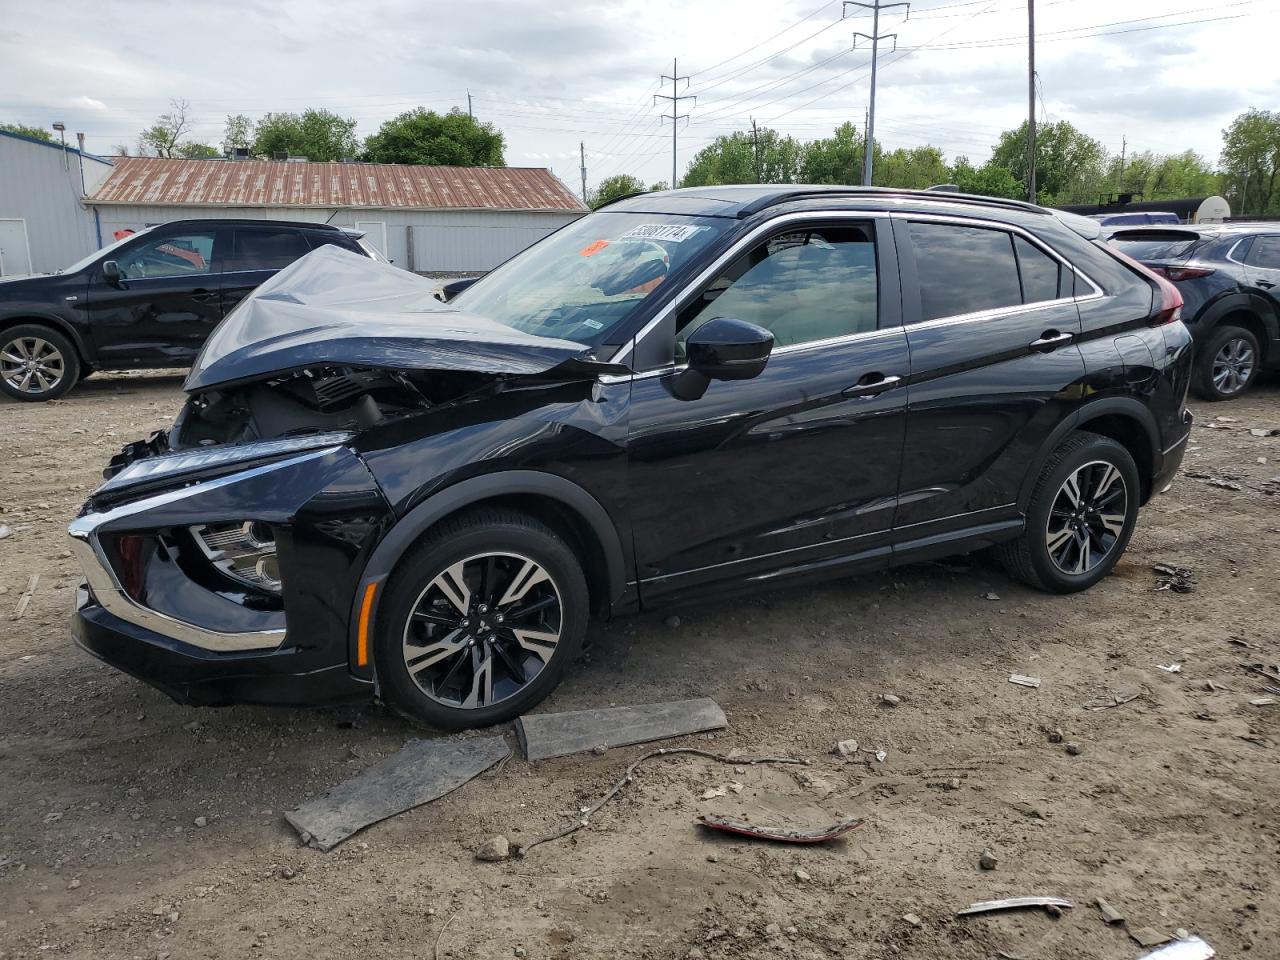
[
  {"x1": 655, "y1": 59, "x2": 695, "y2": 190},
  {"x1": 844, "y1": 0, "x2": 910, "y2": 187}
]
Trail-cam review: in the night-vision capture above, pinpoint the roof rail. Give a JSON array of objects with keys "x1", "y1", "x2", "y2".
[
  {"x1": 592, "y1": 190, "x2": 649, "y2": 211},
  {"x1": 735, "y1": 186, "x2": 1049, "y2": 219}
]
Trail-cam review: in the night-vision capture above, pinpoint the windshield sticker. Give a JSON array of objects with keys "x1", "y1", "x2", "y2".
[
  {"x1": 617, "y1": 223, "x2": 704, "y2": 244},
  {"x1": 579, "y1": 239, "x2": 610, "y2": 257},
  {"x1": 581, "y1": 318, "x2": 604, "y2": 330}
]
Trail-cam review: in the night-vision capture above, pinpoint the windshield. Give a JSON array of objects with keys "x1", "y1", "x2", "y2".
[
  {"x1": 454, "y1": 212, "x2": 729, "y2": 344},
  {"x1": 1110, "y1": 231, "x2": 1203, "y2": 261},
  {"x1": 59, "y1": 226, "x2": 155, "y2": 274}
]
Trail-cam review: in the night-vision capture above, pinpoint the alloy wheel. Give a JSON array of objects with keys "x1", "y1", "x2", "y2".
[
  {"x1": 1211, "y1": 337, "x2": 1254, "y2": 396},
  {"x1": 401, "y1": 552, "x2": 563, "y2": 710},
  {"x1": 1044, "y1": 460, "x2": 1129, "y2": 576},
  {"x1": 0, "y1": 336, "x2": 65, "y2": 395}
]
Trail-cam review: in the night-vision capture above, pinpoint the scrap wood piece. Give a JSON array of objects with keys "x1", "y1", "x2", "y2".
[
  {"x1": 698, "y1": 814, "x2": 864, "y2": 844},
  {"x1": 1009, "y1": 674, "x2": 1041, "y2": 688},
  {"x1": 12, "y1": 574, "x2": 38, "y2": 619},
  {"x1": 515, "y1": 747, "x2": 806, "y2": 857},
  {"x1": 1129, "y1": 927, "x2": 1173, "y2": 948},
  {"x1": 516, "y1": 697, "x2": 727, "y2": 761},
  {"x1": 1137, "y1": 935, "x2": 1214, "y2": 959},
  {"x1": 286, "y1": 735, "x2": 509, "y2": 851},
  {"x1": 1084, "y1": 690, "x2": 1148, "y2": 711},
  {"x1": 957, "y1": 896, "x2": 1073, "y2": 917}
]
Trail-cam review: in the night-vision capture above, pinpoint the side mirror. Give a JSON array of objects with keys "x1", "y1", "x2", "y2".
[
  {"x1": 102, "y1": 260, "x2": 122, "y2": 285},
  {"x1": 671, "y1": 317, "x2": 774, "y2": 400},
  {"x1": 435, "y1": 277, "x2": 478, "y2": 303}
]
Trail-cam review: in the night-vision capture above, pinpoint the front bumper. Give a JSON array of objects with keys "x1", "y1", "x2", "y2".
[{"x1": 69, "y1": 443, "x2": 393, "y2": 706}]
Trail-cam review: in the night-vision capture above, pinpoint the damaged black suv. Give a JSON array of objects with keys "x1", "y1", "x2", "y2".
[{"x1": 70, "y1": 186, "x2": 1194, "y2": 729}]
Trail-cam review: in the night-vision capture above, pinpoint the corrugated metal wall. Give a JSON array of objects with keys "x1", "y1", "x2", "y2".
[
  {"x1": 0, "y1": 135, "x2": 113, "y2": 275},
  {"x1": 90, "y1": 205, "x2": 582, "y2": 273}
]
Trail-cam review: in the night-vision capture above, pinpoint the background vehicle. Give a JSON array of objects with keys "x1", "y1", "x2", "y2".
[
  {"x1": 0, "y1": 219, "x2": 373, "y2": 402},
  {"x1": 1095, "y1": 211, "x2": 1180, "y2": 227},
  {"x1": 1109, "y1": 223, "x2": 1280, "y2": 399},
  {"x1": 70, "y1": 187, "x2": 1193, "y2": 730}
]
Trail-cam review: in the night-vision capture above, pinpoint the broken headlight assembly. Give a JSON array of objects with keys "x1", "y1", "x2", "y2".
[{"x1": 191, "y1": 521, "x2": 282, "y2": 595}]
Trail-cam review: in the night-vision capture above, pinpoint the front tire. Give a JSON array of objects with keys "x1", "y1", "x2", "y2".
[
  {"x1": 0, "y1": 324, "x2": 81, "y2": 401},
  {"x1": 997, "y1": 432, "x2": 1140, "y2": 593},
  {"x1": 374, "y1": 508, "x2": 589, "y2": 730},
  {"x1": 1192, "y1": 324, "x2": 1259, "y2": 401}
]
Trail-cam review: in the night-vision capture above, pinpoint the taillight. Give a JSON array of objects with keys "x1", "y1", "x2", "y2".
[
  {"x1": 1107, "y1": 246, "x2": 1184, "y2": 326},
  {"x1": 1149, "y1": 266, "x2": 1214, "y2": 282}
]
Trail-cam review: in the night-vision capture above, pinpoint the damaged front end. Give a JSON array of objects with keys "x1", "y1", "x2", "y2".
[{"x1": 70, "y1": 246, "x2": 625, "y2": 708}]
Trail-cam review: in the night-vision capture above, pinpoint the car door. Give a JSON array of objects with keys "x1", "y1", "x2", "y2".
[
  {"x1": 220, "y1": 225, "x2": 315, "y2": 316},
  {"x1": 86, "y1": 226, "x2": 226, "y2": 367},
  {"x1": 891, "y1": 215, "x2": 1087, "y2": 549},
  {"x1": 1240, "y1": 233, "x2": 1280, "y2": 307},
  {"x1": 625, "y1": 214, "x2": 911, "y2": 606}
]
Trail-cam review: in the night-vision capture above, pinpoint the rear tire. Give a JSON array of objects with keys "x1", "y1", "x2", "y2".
[
  {"x1": 374, "y1": 508, "x2": 589, "y2": 730},
  {"x1": 0, "y1": 324, "x2": 80, "y2": 402},
  {"x1": 1192, "y1": 324, "x2": 1259, "y2": 401},
  {"x1": 997, "y1": 432, "x2": 1140, "y2": 593}
]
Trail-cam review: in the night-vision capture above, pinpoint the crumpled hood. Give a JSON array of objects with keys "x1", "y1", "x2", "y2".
[{"x1": 185, "y1": 245, "x2": 619, "y2": 392}]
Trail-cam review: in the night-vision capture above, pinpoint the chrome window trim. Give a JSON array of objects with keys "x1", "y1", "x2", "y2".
[
  {"x1": 67, "y1": 448, "x2": 339, "y2": 653},
  {"x1": 615, "y1": 210, "x2": 891, "y2": 373},
  {"x1": 1227, "y1": 233, "x2": 1280, "y2": 269}
]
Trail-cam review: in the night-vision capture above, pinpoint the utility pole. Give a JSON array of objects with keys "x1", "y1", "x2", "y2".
[
  {"x1": 655, "y1": 59, "x2": 694, "y2": 190},
  {"x1": 1116, "y1": 135, "x2": 1126, "y2": 193},
  {"x1": 467, "y1": 90, "x2": 473, "y2": 120},
  {"x1": 844, "y1": 0, "x2": 909, "y2": 188},
  {"x1": 750, "y1": 117, "x2": 762, "y2": 183},
  {"x1": 580, "y1": 141, "x2": 588, "y2": 206},
  {"x1": 1027, "y1": 0, "x2": 1037, "y2": 203}
]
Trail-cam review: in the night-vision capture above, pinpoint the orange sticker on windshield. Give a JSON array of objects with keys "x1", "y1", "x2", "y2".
[{"x1": 579, "y1": 239, "x2": 610, "y2": 257}]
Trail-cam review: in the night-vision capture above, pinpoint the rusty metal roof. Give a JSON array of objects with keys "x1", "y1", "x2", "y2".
[{"x1": 88, "y1": 157, "x2": 587, "y2": 212}]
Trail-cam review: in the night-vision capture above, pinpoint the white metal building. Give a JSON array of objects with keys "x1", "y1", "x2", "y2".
[
  {"x1": 86, "y1": 157, "x2": 587, "y2": 273},
  {"x1": 0, "y1": 130, "x2": 114, "y2": 276}
]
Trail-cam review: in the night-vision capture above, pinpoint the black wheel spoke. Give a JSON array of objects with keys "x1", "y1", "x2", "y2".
[
  {"x1": 1045, "y1": 459, "x2": 1128, "y2": 576},
  {"x1": 412, "y1": 609, "x2": 461, "y2": 627},
  {"x1": 490, "y1": 639, "x2": 528, "y2": 683},
  {"x1": 504, "y1": 595, "x2": 556, "y2": 620}
]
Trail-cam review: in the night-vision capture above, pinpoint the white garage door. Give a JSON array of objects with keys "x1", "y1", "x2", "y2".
[{"x1": 0, "y1": 219, "x2": 33, "y2": 277}]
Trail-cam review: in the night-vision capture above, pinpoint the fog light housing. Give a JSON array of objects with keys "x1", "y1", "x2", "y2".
[{"x1": 191, "y1": 521, "x2": 282, "y2": 595}]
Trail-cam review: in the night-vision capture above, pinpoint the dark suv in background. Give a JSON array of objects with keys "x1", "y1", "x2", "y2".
[
  {"x1": 1109, "y1": 224, "x2": 1280, "y2": 399},
  {"x1": 0, "y1": 219, "x2": 375, "y2": 402},
  {"x1": 70, "y1": 186, "x2": 1194, "y2": 729}
]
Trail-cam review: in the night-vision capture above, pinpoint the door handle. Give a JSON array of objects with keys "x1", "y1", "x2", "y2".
[
  {"x1": 1029, "y1": 330, "x2": 1074, "y2": 353},
  {"x1": 191, "y1": 289, "x2": 217, "y2": 303},
  {"x1": 843, "y1": 373, "x2": 903, "y2": 398},
  {"x1": 1258, "y1": 280, "x2": 1275, "y2": 289}
]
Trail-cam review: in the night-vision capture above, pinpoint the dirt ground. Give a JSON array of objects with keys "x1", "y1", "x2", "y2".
[{"x1": 2, "y1": 371, "x2": 1278, "y2": 960}]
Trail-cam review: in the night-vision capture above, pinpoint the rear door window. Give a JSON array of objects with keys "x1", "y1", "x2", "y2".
[
  {"x1": 908, "y1": 221, "x2": 1022, "y2": 322},
  {"x1": 1244, "y1": 235, "x2": 1280, "y2": 269},
  {"x1": 231, "y1": 228, "x2": 312, "y2": 271}
]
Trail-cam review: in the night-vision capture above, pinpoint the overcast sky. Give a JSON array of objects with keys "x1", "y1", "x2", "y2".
[{"x1": 1, "y1": 0, "x2": 1275, "y2": 195}]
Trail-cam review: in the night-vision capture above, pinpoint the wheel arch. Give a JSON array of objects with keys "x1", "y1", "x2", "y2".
[
  {"x1": 349, "y1": 470, "x2": 629, "y2": 676},
  {"x1": 0, "y1": 313, "x2": 93, "y2": 368},
  {"x1": 1197, "y1": 293, "x2": 1277, "y2": 364},
  {"x1": 1018, "y1": 399, "x2": 1161, "y2": 509}
]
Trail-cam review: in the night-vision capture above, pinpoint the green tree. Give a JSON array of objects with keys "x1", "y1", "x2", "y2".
[
  {"x1": 1105, "y1": 149, "x2": 1219, "y2": 201},
  {"x1": 948, "y1": 157, "x2": 1023, "y2": 199},
  {"x1": 799, "y1": 122, "x2": 864, "y2": 184},
  {"x1": 138, "y1": 99, "x2": 194, "y2": 158},
  {"x1": 680, "y1": 127, "x2": 803, "y2": 186},
  {"x1": 874, "y1": 146, "x2": 948, "y2": 189},
  {"x1": 361, "y1": 108, "x2": 504, "y2": 166},
  {"x1": 648, "y1": 181, "x2": 669, "y2": 192},
  {"x1": 1, "y1": 122, "x2": 52, "y2": 141},
  {"x1": 253, "y1": 108, "x2": 359, "y2": 161},
  {"x1": 223, "y1": 113, "x2": 253, "y2": 152},
  {"x1": 177, "y1": 142, "x2": 221, "y2": 159},
  {"x1": 990, "y1": 120, "x2": 1107, "y2": 204},
  {"x1": 1220, "y1": 109, "x2": 1280, "y2": 215},
  {"x1": 589, "y1": 174, "x2": 646, "y2": 209}
]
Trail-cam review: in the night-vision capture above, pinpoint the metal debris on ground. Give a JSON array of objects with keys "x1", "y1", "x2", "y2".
[
  {"x1": 1136, "y1": 935, "x2": 1215, "y2": 959},
  {"x1": 1009, "y1": 674, "x2": 1042, "y2": 688},
  {"x1": 1183, "y1": 472, "x2": 1243, "y2": 491},
  {"x1": 698, "y1": 814, "x2": 864, "y2": 844},
  {"x1": 1157, "y1": 663, "x2": 1183, "y2": 674},
  {"x1": 1095, "y1": 897, "x2": 1124, "y2": 924},
  {"x1": 1129, "y1": 927, "x2": 1173, "y2": 948},
  {"x1": 0, "y1": 523, "x2": 11, "y2": 540},
  {"x1": 514, "y1": 747, "x2": 805, "y2": 857},
  {"x1": 834, "y1": 739, "x2": 859, "y2": 757},
  {"x1": 1249, "y1": 428, "x2": 1279, "y2": 437},
  {"x1": 1241, "y1": 663, "x2": 1280, "y2": 684},
  {"x1": 701, "y1": 786, "x2": 728, "y2": 800},
  {"x1": 956, "y1": 896, "x2": 1073, "y2": 916},
  {"x1": 515, "y1": 698, "x2": 727, "y2": 761},
  {"x1": 874, "y1": 749, "x2": 887, "y2": 762},
  {"x1": 1084, "y1": 690, "x2": 1147, "y2": 710},
  {"x1": 1153, "y1": 563, "x2": 1195, "y2": 593},
  {"x1": 285, "y1": 736, "x2": 510, "y2": 851},
  {"x1": 1249, "y1": 697, "x2": 1276, "y2": 706},
  {"x1": 11, "y1": 574, "x2": 38, "y2": 619}
]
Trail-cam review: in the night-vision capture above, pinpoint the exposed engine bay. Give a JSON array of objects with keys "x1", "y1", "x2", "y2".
[{"x1": 170, "y1": 365, "x2": 494, "y2": 449}]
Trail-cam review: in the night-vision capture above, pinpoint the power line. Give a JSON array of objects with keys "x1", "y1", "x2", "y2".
[
  {"x1": 688, "y1": 1, "x2": 841, "y2": 78},
  {"x1": 655, "y1": 59, "x2": 695, "y2": 188}
]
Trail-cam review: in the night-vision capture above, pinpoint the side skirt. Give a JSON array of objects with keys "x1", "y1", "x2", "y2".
[{"x1": 889, "y1": 517, "x2": 1025, "y2": 568}]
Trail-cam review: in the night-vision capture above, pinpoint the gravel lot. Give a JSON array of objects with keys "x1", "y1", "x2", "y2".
[{"x1": 1, "y1": 371, "x2": 1278, "y2": 960}]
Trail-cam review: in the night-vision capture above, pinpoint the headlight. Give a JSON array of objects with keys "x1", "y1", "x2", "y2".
[
  {"x1": 191, "y1": 520, "x2": 282, "y2": 595},
  {"x1": 98, "y1": 432, "x2": 352, "y2": 496}
]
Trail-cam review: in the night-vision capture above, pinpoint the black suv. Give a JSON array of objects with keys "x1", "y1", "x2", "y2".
[
  {"x1": 69, "y1": 186, "x2": 1193, "y2": 729},
  {"x1": 1109, "y1": 223, "x2": 1280, "y2": 399},
  {"x1": 0, "y1": 218, "x2": 373, "y2": 401}
]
